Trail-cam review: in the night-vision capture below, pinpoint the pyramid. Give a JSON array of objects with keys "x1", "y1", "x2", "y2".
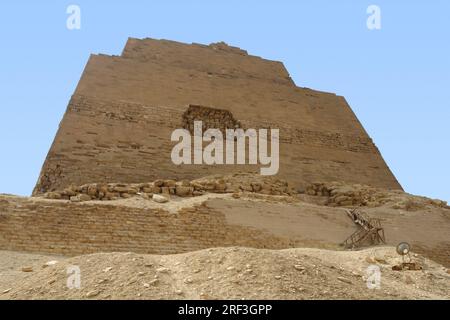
[{"x1": 33, "y1": 38, "x2": 402, "y2": 195}]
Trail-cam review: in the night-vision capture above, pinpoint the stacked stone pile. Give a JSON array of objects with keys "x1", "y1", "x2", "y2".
[
  {"x1": 305, "y1": 182, "x2": 448, "y2": 210},
  {"x1": 42, "y1": 174, "x2": 296, "y2": 203}
]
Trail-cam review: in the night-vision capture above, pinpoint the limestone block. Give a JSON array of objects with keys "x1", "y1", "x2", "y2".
[
  {"x1": 153, "y1": 194, "x2": 169, "y2": 203},
  {"x1": 45, "y1": 192, "x2": 62, "y2": 200},
  {"x1": 175, "y1": 186, "x2": 193, "y2": 197}
]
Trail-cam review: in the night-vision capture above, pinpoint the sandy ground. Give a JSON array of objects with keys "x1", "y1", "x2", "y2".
[{"x1": 0, "y1": 246, "x2": 448, "y2": 300}]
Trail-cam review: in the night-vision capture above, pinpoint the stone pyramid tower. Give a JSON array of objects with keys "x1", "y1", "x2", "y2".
[{"x1": 33, "y1": 38, "x2": 402, "y2": 195}]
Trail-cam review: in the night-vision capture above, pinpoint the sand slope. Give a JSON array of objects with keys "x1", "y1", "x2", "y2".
[{"x1": 1, "y1": 247, "x2": 448, "y2": 300}]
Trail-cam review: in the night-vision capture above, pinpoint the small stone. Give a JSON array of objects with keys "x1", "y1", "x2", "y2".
[
  {"x1": 2, "y1": 288, "x2": 11, "y2": 294},
  {"x1": 274, "y1": 275, "x2": 282, "y2": 280},
  {"x1": 175, "y1": 289, "x2": 183, "y2": 295},
  {"x1": 294, "y1": 265, "x2": 305, "y2": 271},
  {"x1": 184, "y1": 278, "x2": 193, "y2": 284},
  {"x1": 103, "y1": 267, "x2": 113, "y2": 273},
  {"x1": 70, "y1": 195, "x2": 81, "y2": 202},
  {"x1": 21, "y1": 266, "x2": 33, "y2": 272},
  {"x1": 337, "y1": 277, "x2": 352, "y2": 284},
  {"x1": 143, "y1": 283, "x2": 150, "y2": 288},
  {"x1": 42, "y1": 260, "x2": 58, "y2": 268},
  {"x1": 153, "y1": 194, "x2": 169, "y2": 203},
  {"x1": 175, "y1": 186, "x2": 193, "y2": 197},
  {"x1": 156, "y1": 267, "x2": 169, "y2": 273},
  {"x1": 86, "y1": 290, "x2": 100, "y2": 298}
]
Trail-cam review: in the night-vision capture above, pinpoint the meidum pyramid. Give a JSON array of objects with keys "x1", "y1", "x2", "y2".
[{"x1": 33, "y1": 38, "x2": 402, "y2": 195}]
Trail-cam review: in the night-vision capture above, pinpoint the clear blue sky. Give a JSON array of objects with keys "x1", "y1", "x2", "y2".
[{"x1": 0, "y1": 1, "x2": 449, "y2": 201}]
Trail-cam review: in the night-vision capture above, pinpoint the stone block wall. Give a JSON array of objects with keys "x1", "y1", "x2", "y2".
[{"x1": 0, "y1": 195, "x2": 293, "y2": 256}]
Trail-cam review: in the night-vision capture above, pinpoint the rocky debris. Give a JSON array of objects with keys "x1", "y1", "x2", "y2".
[
  {"x1": 41, "y1": 174, "x2": 297, "y2": 203},
  {"x1": 305, "y1": 182, "x2": 448, "y2": 210},
  {"x1": 1, "y1": 247, "x2": 449, "y2": 300}
]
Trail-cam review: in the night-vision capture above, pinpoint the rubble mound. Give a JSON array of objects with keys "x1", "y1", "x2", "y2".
[
  {"x1": 305, "y1": 182, "x2": 448, "y2": 210},
  {"x1": 1, "y1": 247, "x2": 449, "y2": 300},
  {"x1": 42, "y1": 173, "x2": 297, "y2": 202}
]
